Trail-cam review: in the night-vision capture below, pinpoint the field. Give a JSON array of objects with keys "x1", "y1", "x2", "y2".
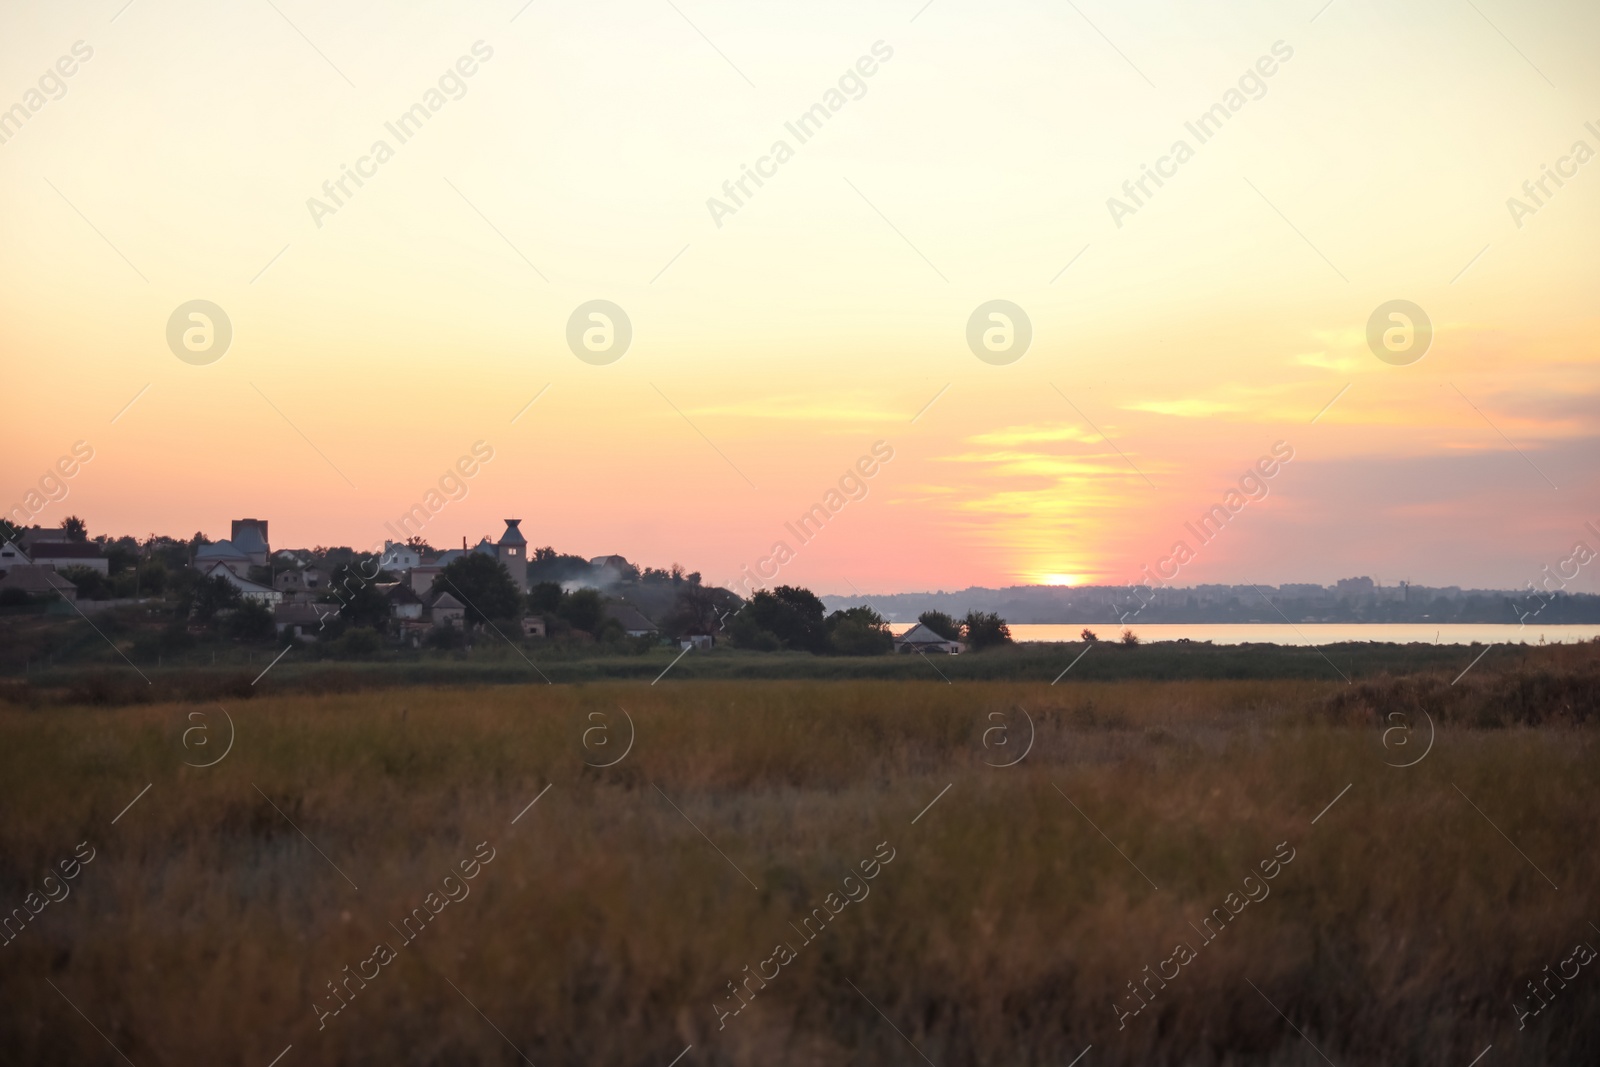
[{"x1": 2, "y1": 650, "x2": 1597, "y2": 1066}]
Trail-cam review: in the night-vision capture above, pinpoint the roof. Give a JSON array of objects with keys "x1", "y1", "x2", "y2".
[
  {"x1": 196, "y1": 540, "x2": 251, "y2": 561},
  {"x1": 0, "y1": 564, "x2": 76, "y2": 593},
  {"x1": 18, "y1": 527, "x2": 68, "y2": 548},
  {"x1": 386, "y1": 583, "x2": 422, "y2": 605},
  {"x1": 200, "y1": 561, "x2": 274, "y2": 594},
  {"x1": 425, "y1": 590, "x2": 464, "y2": 610},
  {"x1": 274, "y1": 603, "x2": 329, "y2": 624},
  {"x1": 604, "y1": 603, "x2": 658, "y2": 632},
  {"x1": 26, "y1": 542, "x2": 103, "y2": 559},
  {"x1": 591, "y1": 554, "x2": 630, "y2": 567},
  {"x1": 497, "y1": 519, "x2": 527, "y2": 546},
  {"x1": 896, "y1": 623, "x2": 960, "y2": 645},
  {"x1": 230, "y1": 519, "x2": 270, "y2": 554}
]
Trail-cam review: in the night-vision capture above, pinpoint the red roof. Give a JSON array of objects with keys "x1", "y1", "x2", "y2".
[{"x1": 27, "y1": 543, "x2": 102, "y2": 559}]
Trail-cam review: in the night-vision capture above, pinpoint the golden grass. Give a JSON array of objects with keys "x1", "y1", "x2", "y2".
[{"x1": 0, "y1": 679, "x2": 1595, "y2": 1066}]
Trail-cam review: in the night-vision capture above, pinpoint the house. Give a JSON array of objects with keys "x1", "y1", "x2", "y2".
[
  {"x1": 893, "y1": 623, "x2": 965, "y2": 654},
  {"x1": 199, "y1": 561, "x2": 282, "y2": 604},
  {"x1": 680, "y1": 634, "x2": 714, "y2": 651},
  {"x1": 274, "y1": 566, "x2": 324, "y2": 597},
  {"x1": 17, "y1": 526, "x2": 69, "y2": 551},
  {"x1": 380, "y1": 540, "x2": 421, "y2": 573},
  {"x1": 230, "y1": 519, "x2": 271, "y2": 566},
  {"x1": 273, "y1": 602, "x2": 329, "y2": 640},
  {"x1": 0, "y1": 540, "x2": 28, "y2": 573},
  {"x1": 424, "y1": 590, "x2": 465, "y2": 628},
  {"x1": 590, "y1": 554, "x2": 637, "y2": 584},
  {"x1": 497, "y1": 519, "x2": 528, "y2": 591},
  {"x1": 521, "y1": 616, "x2": 546, "y2": 638},
  {"x1": 0, "y1": 564, "x2": 77, "y2": 602},
  {"x1": 195, "y1": 540, "x2": 254, "y2": 578},
  {"x1": 386, "y1": 583, "x2": 424, "y2": 621},
  {"x1": 408, "y1": 564, "x2": 443, "y2": 596},
  {"x1": 604, "y1": 602, "x2": 659, "y2": 638},
  {"x1": 24, "y1": 542, "x2": 108, "y2": 576}
]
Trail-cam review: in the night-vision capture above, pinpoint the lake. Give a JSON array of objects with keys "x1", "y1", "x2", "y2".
[{"x1": 1001, "y1": 623, "x2": 1600, "y2": 646}]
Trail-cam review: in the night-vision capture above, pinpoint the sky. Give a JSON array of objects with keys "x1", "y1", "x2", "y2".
[{"x1": 2, "y1": 0, "x2": 1598, "y2": 596}]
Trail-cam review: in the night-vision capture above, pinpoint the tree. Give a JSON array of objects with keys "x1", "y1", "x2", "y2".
[
  {"x1": 434, "y1": 554, "x2": 521, "y2": 626},
  {"x1": 1081, "y1": 628, "x2": 1100, "y2": 642},
  {"x1": 191, "y1": 574, "x2": 241, "y2": 624},
  {"x1": 404, "y1": 535, "x2": 433, "y2": 554},
  {"x1": 1120, "y1": 629, "x2": 1141, "y2": 646},
  {"x1": 827, "y1": 606, "x2": 893, "y2": 656},
  {"x1": 962, "y1": 611, "x2": 1012, "y2": 651},
  {"x1": 0, "y1": 518, "x2": 20, "y2": 545},
  {"x1": 740, "y1": 586, "x2": 828, "y2": 653},
  {"x1": 227, "y1": 599, "x2": 276, "y2": 642},
  {"x1": 59, "y1": 565, "x2": 110, "y2": 600},
  {"x1": 665, "y1": 584, "x2": 737, "y2": 638},
  {"x1": 918, "y1": 610, "x2": 963, "y2": 641},
  {"x1": 62, "y1": 515, "x2": 87, "y2": 542},
  {"x1": 327, "y1": 563, "x2": 390, "y2": 630},
  {"x1": 527, "y1": 581, "x2": 564, "y2": 613},
  {"x1": 558, "y1": 588, "x2": 604, "y2": 633}
]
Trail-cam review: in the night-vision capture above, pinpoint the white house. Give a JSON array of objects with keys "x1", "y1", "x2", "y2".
[
  {"x1": 200, "y1": 561, "x2": 281, "y2": 604},
  {"x1": 893, "y1": 623, "x2": 965, "y2": 655},
  {"x1": 604, "y1": 603, "x2": 658, "y2": 638},
  {"x1": 0, "y1": 540, "x2": 28, "y2": 572},
  {"x1": 25, "y1": 542, "x2": 109, "y2": 575},
  {"x1": 195, "y1": 541, "x2": 254, "y2": 578},
  {"x1": 380, "y1": 541, "x2": 421, "y2": 572}
]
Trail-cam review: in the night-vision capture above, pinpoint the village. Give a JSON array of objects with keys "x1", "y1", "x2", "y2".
[{"x1": 0, "y1": 517, "x2": 978, "y2": 658}]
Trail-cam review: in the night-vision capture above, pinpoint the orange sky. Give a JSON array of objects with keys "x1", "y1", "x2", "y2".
[{"x1": 3, "y1": 0, "x2": 1598, "y2": 594}]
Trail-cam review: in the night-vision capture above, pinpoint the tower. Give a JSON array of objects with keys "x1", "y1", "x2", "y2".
[{"x1": 497, "y1": 519, "x2": 528, "y2": 591}]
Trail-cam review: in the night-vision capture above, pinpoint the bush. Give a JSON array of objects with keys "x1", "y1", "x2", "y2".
[
  {"x1": 559, "y1": 588, "x2": 604, "y2": 634},
  {"x1": 828, "y1": 606, "x2": 893, "y2": 656},
  {"x1": 1120, "y1": 629, "x2": 1140, "y2": 646},
  {"x1": 963, "y1": 611, "x2": 1012, "y2": 651},
  {"x1": 0, "y1": 588, "x2": 32, "y2": 607},
  {"x1": 226, "y1": 600, "x2": 276, "y2": 642},
  {"x1": 425, "y1": 625, "x2": 464, "y2": 650},
  {"x1": 59, "y1": 566, "x2": 111, "y2": 601},
  {"x1": 329, "y1": 627, "x2": 382, "y2": 658}
]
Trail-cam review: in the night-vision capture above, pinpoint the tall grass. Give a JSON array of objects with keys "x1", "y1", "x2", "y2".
[{"x1": 0, "y1": 679, "x2": 1595, "y2": 1065}]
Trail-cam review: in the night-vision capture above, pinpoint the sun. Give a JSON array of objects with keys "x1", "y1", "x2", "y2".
[{"x1": 1038, "y1": 573, "x2": 1083, "y2": 587}]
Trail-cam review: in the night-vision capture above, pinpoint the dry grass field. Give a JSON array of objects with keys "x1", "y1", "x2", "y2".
[{"x1": 1, "y1": 668, "x2": 1597, "y2": 1066}]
